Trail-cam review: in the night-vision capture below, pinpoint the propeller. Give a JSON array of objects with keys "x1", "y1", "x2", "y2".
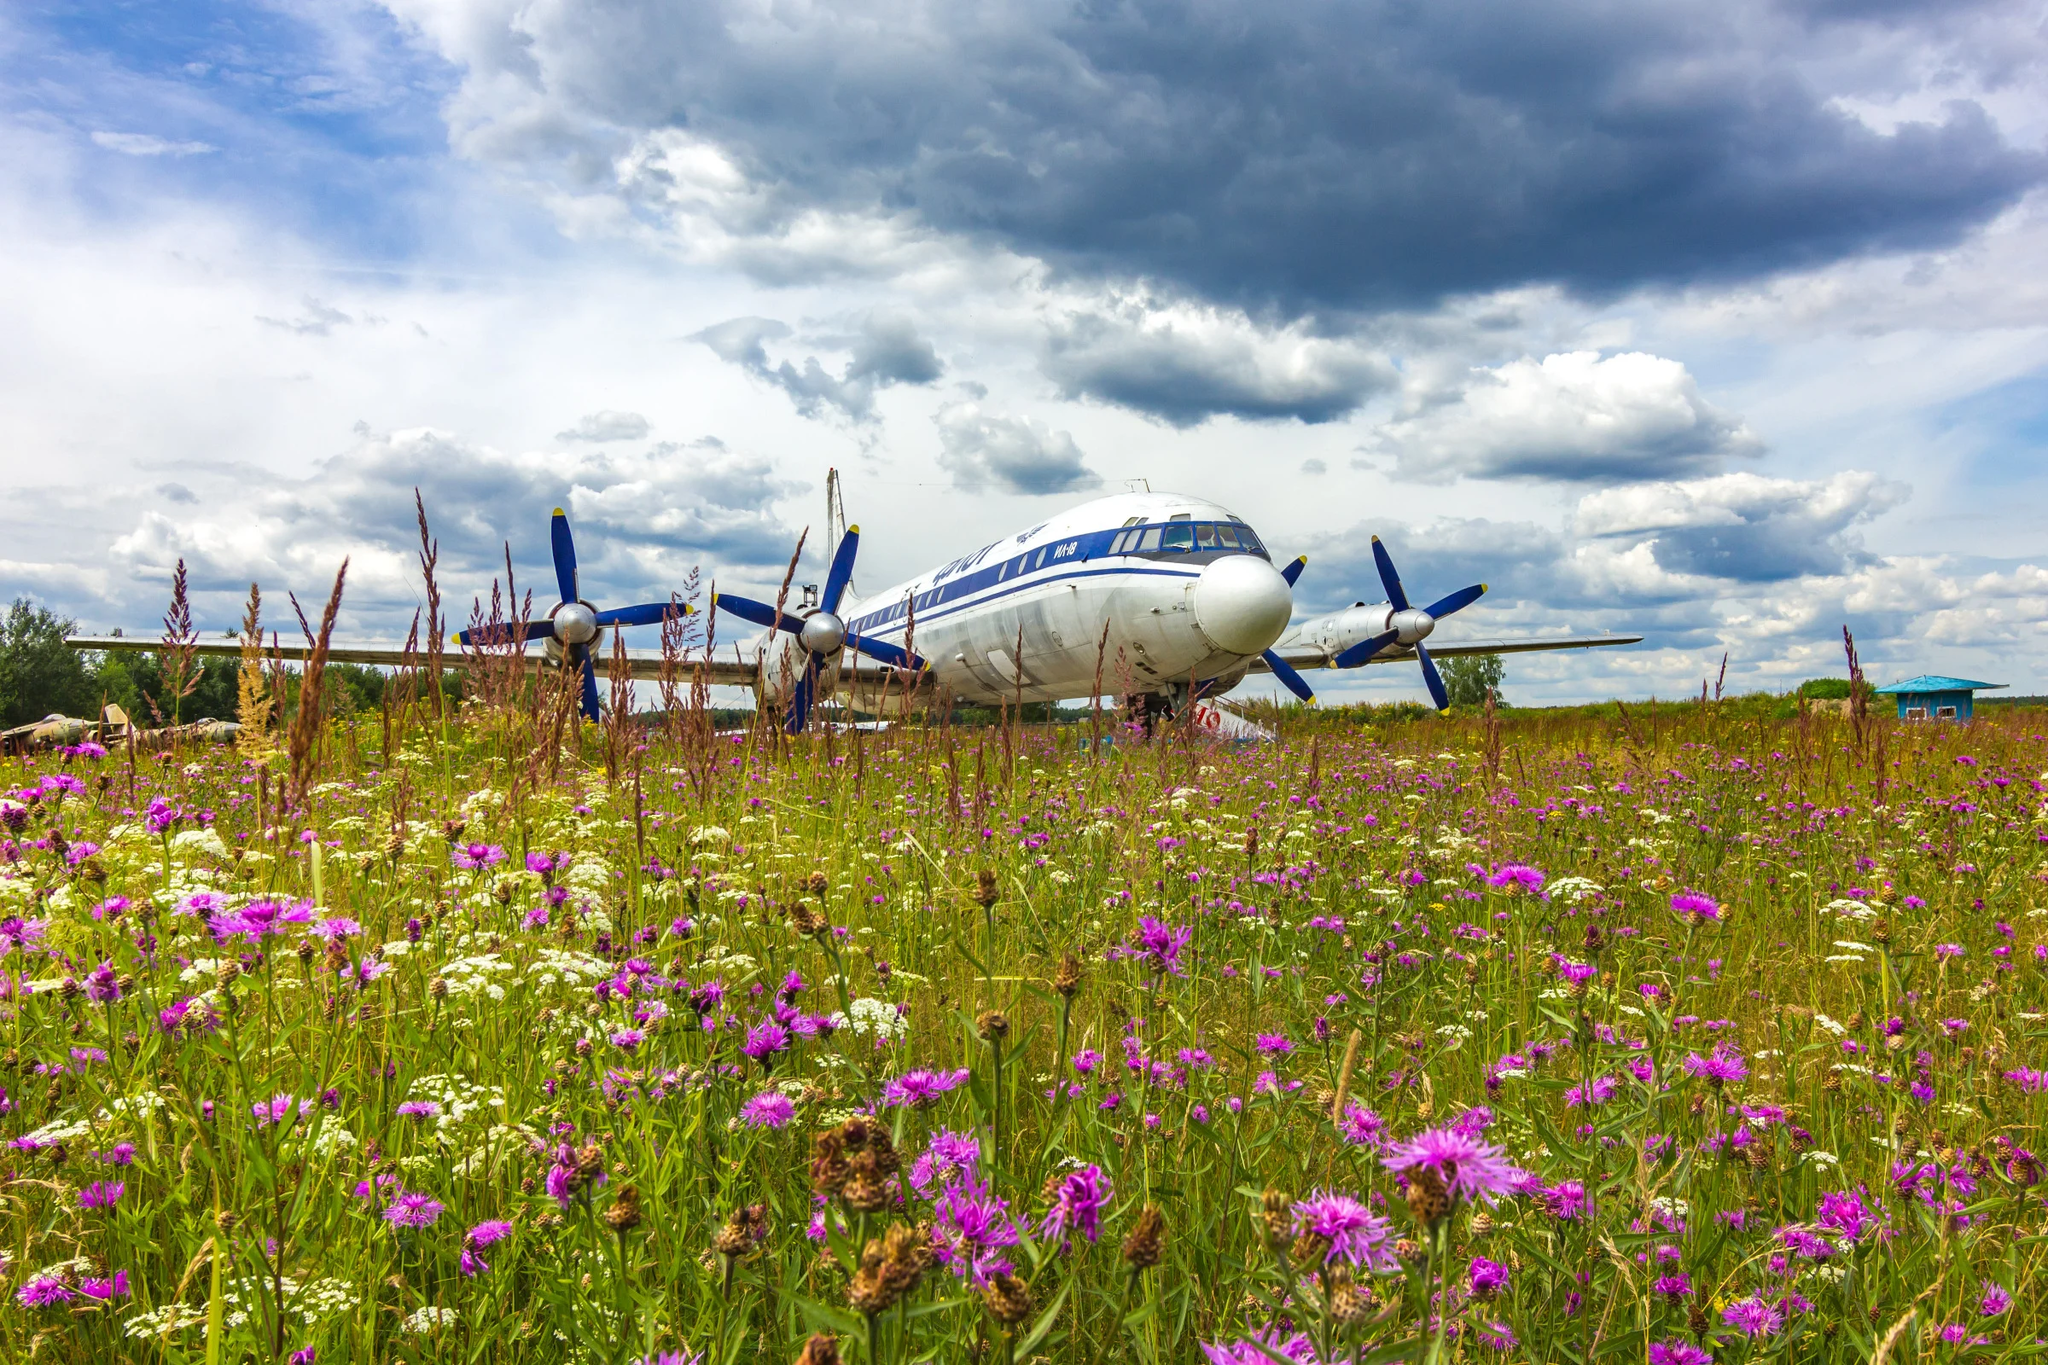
[
  {"x1": 1260, "y1": 555, "x2": 1316, "y2": 703},
  {"x1": 1329, "y1": 536, "x2": 1486, "y2": 710},
  {"x1": 453, "y1": 508, "x2": 686, "y2": 722},
  {"x1": 713, "y1": 526, "x2": 928, "y2": 733}
]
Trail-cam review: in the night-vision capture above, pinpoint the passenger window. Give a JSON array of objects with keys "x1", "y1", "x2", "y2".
[
  {"x1": 1162, "y1": 522, "x2": 1194, "y2": 551},
  {"x1": 1140, "y1": 527, "x2": 1162, "y2": 551},
  {"x1": 1217, "y1": 524, "x2": 1241, "y2": 549},
  {"x1": 1195, "y1": 523, "x2": 1217, "y2": 549},
  {"x1": 1035, "y1": 549, "x2": 1047, "y2": 568}
]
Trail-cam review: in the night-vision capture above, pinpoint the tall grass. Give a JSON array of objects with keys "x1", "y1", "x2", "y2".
[{"x1": 2, "y1": 681, "x2": 2045, "y2": 1364}]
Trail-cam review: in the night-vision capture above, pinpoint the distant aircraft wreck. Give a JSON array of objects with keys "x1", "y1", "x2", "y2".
[{"x1": 0, "y1": 705, "x2": 238, "y2": 757}]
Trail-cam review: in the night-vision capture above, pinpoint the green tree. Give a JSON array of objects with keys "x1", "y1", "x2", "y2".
[
  {"x1": 0, "y1": 598, "x2": 100, "y2": 727},
  {"x1": 1438, "y1": 652, "x2": 1506, "y2": 708}
]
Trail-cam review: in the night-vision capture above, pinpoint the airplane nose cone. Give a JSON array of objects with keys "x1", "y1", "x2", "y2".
[{"x1": 1195, "y1": 555, "x2": 1293, "y2": 656}]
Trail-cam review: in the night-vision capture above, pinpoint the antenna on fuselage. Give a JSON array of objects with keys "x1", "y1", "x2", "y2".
[{"x1": 1122, "y1": 478, "x2": 1152, "y2": 493}]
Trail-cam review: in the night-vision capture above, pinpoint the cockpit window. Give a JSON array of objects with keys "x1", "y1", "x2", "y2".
[{"x1": 1114, "y1": 520, "x2": 1269, "y2": 561}]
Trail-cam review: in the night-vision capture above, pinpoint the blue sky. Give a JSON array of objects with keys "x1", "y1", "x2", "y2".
[{"x1": 4, "y1": 0, "x2": 2047, "y2": 705}]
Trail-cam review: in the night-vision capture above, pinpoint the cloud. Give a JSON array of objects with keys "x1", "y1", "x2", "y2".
[
  {"x1": 104, "y1": 428, "x2": 805, "y2": 619},
  {"x1": 933, "y1": 400, "x2": 1100, "y2": 495},
  {"x1": 1041, "y1": 305, "x2": 1395, "y2": 426},
  {"x1": 693, "y1": 313, "x2": 944, "y2": 421},
  {"x1": 256, "y1": 296, "x2": 354, "y2": 337},
  {"x1": 1573, "y1": 470, "x2": 1909, "y2": 580},
  {"x1": 156, "y1": 482, "x2": 199, "y2": 504},
  {"x1": 556, "y1": 411, "x2": 652, "y2": 442},
  {"x1": 1366, "y1": 351, "x2": 1763, "y2": 483},
  {"x1": 90, "y1": 132, "x2": 218, "y2": 157},
  {"x1": 390, "y1": 0, "x2": 2046, "y2": 313}
]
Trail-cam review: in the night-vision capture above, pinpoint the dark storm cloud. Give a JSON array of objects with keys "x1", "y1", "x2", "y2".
[
  {"x1": 1041, "y1": 309, "x2": 1395, "y2": 425},
  {"x1": 465, "y1": 0, "x2": 2044, "y2": 314}
]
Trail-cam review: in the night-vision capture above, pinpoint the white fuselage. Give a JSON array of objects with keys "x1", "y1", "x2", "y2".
[{"x1": 745, "y1": 492, "x2": 1295, "y2": 708}]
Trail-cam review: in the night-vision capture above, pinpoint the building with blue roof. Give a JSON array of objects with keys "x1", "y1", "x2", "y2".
[{"x1": 1873, "y1": 675, "x2": 2006, "y2": 722}]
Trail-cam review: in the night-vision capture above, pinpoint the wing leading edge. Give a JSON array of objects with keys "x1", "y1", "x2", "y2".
[
  {"x1": 62, "y1": 635, "x2": 838, "y2": 691},
  {"x1": 1261, "y1": 634, "x2": 1643, "y2": 673}
]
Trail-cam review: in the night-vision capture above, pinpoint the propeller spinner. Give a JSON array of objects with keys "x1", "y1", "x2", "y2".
[
  {"x1": 713, "y1": 526, "x2": 928, "y2": 733},
  {"x1": 454, "y1": 508, "x2": 685, "y2": 722}
]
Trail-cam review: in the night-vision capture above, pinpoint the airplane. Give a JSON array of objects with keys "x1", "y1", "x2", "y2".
[{"x1": 66, "y1": 491, "x2": 1640, "y2": 732}]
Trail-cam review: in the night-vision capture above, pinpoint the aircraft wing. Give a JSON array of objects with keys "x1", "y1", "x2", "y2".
[
  {"x1": 62, "y1": 634, "x2": 826, "y2": 691},
  {"x1": 1261, "y1": 634, "x2": 1643, "y2": 671}
]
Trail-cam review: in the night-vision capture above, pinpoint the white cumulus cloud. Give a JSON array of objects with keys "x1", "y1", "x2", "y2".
[{"x1": 1368, "y1": 351, "x2": 1763, "y2": 483}]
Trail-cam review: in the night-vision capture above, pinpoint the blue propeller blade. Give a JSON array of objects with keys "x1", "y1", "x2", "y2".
[
  {"x1": 1422, "y1": 583, "x2": 1487, "y2": 620},
  {"x1": 844, "y1": 633, "x2": 925, "y2": 671},
  {"x1": 783, "y1": 663, "x2": 816, "y2": 734},
  {"x1": 594, "y1": 601, "x2": 687, "y2": 628},
  {"x1": 1281, "y1": 555, "x2": 1307, "y2": 587},
  {"x1": 1263, "y1": 650, "x2": 1315, "y2": 703},
  {"x1": 1416, "y1": 642, "x2": 1448, "y2": 711},
  {"x1": 821, "y1": 526, "x2": 860, "y2": 615},
  {"x1": 1369, "y1": 536, "x2": 1409, "y2": 613},
  {"x1": 1334, "y1": 629, "x2": 1399, "y2": 669},
  {"x1": 579, "y1": 653, "x2": 601, "y2": 722},
  {"x1": 551, "y1": 508, "x2": 579, "y2": 605},
  {"x1": 713, "y1": 592, "x2": 801, "y2": 634},
  {"x1": 456, "y1": 619, "x2": 556, "y2": 647}
]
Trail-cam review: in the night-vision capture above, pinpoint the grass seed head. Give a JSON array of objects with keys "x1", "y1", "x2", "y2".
[
  {"x1": 981, "y1": 1272, "x2": 1033, "y2": 1326},
  {"x1": 1123, "y1": 1205, "x2": 1166, "y2": 1270}
]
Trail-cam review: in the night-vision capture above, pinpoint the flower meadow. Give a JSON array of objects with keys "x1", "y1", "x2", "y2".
[{"x1": 3, "y1": 698, "x2": 2048, "y2": 1364}]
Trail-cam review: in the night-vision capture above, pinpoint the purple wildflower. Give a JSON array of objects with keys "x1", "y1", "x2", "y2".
[
  {"x1": 1202, "y1": 1332, "x2": 1319, "y2": 1364},
  {"x1": 15, "y1": 1274, "x2": 74, "y2": 1307},
  {"x1": 80, "y1": 1270, "x2": 129, "y2": 1301},
  {"x1": 932, "y1": 1174, "x2": 1021, "y2": 1285},
  {"x1": 1135, "y1": 916, "x2": 1193, "y2": 977},
  {"x1": 84, "y1": 961, "x2": 121, "y2": 1003},
  {"x1": 741, "y1": 1019, "x2": 790, "y2": 1062},
  {"x1": 740, "y1": 1091, "x2": 795, "y2": 1129},
  {"x1": 452, "y1": 842, "x2": 506, "y2": 871},
  {"x1": 1038, "y1": 1164, "x2": 1111, "y2": 1246},
  {"x1": 1468, "y1": 1255, "x2": 1510, "y2": 1299},
  {"x1": 1670, "y1": 890, "x2": 1723, "y2": 923},
  {"x1": 1383, "y1": 1126, "x2": 1525, "y2": 1208},
  {"x1": 79, "y1": 1180, "x2": 124, "y2": 1210},
  {"x1": 1648, "y1": 1344, "x2": 1712, "y2": 1365},
  {"x1": 395, "y1": 1100, "x2": 442, "y2": 1121},
  {"x1": 1654, "y1": 1273, "x2": 1693, "y2": 1301},
  {"x1": 909, "y1": 1129, "x2": 981, "y2": 1195},
  {"x1": 1487, "y1": 863, "x2": 1545, "y2": 894},
  {"x1": 1290, "y1": 1190, "x2": 1399, "y2": 1272},
  {"x1": 884, "y1": 1067, "x2": 972, "y2": 1108},
  {"x1": 1682, "y1": 1044, "x2": 1749, "y2": 1089},
  {"x1": 384, "y1": 1189, "x2": 445, "y2": 1228},
  {"x1": 1721, "y1": 1296, "x2": 1783, "y2": 1337}
]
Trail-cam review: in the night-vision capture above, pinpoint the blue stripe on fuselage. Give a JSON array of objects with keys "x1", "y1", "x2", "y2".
[{"x1": 851, "y1": 563, "x2": 1198, "y2": 638}]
